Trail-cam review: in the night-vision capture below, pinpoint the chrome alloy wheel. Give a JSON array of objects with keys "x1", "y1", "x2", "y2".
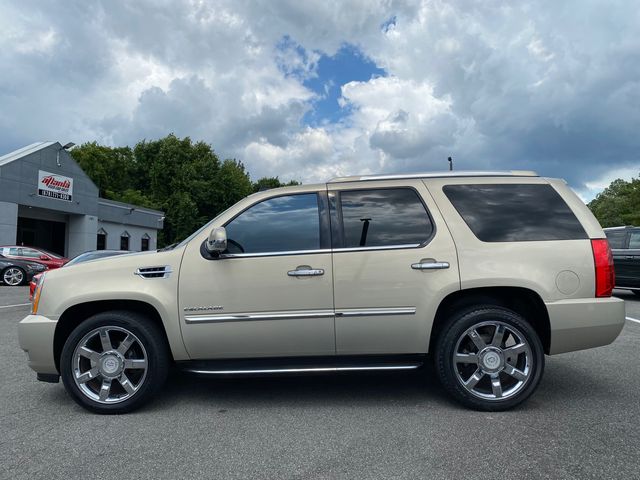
[
  {"x1": 453, "y1": 321, "x2": 533, "y2": 401},
  {"x1": 72, "y1": 326, "x2": 148, "y2": 404},
  {"x1": 3, "y1": 267, "x2": 24, "y2": 286}
]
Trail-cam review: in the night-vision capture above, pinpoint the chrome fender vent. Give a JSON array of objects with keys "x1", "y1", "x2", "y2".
[{"x1": 134, "y1": 266, "x2": 172, "y2": 279}]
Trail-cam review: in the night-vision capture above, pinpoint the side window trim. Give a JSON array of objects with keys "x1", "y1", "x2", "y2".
[
  {"x1": 329, "y1": 185, "x2": 436, "y2": 252},
  {"x1": 218, "y1": 191, "x2": 331, "y2": 258}
]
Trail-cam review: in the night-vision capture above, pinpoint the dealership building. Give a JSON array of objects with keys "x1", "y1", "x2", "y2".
[{"x1": 0, "y1": 142, "x2": 164, "y2": 257}]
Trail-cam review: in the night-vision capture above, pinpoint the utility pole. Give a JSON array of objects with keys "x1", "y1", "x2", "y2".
[{"x1": 448, "y1": 156, "x2": 453, "y2": 171}]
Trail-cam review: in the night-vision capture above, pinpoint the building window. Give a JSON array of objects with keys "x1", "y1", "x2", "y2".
[
  {"x1": 97, "y1": 229, "x2": 107, "y2": 250},
  {"x1": 141, "y1": 234, "x2": 150, "y2": 251},
  {"x1": 120, "y1": 231, "x2": 130, "y2": 251}
]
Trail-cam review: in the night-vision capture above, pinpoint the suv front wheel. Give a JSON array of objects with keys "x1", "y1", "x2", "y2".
[
  {"x1": 60, "y1": 311, "x2": 170, "y2": 414},
  {"x1": 435, "y1": 306, "x2": 544, "y2": 411}
]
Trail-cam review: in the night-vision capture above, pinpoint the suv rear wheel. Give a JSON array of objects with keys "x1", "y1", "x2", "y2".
[
  {"x1": 435, "y1": 306, "x2": 544, "y2": 411},
  {"x1": 60, "y1": 311, "x2": 170, "y2": 414}
]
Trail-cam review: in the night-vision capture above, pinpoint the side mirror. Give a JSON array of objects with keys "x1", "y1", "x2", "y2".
[{"x1": 206, "y1": 227, "x2": 227, "y2": 254}]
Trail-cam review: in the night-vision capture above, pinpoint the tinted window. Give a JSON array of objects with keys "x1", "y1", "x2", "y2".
[
  {"x1": 443, "y1": 184, "x2": 587, "y2": 242},
  {"x1": 120, "y1": 236, "x2": 129, "y2": 251},
  {"x1": 629, "y1": 231, "x2": 640, "y2": 249},
  {"x1": 225, "y1": 194, "x2": 320, "y2": 254},
  {"x1": 141, "y1": 238, "x2": 150, "y2": 251},
  {"x1": 605, "y1": 230, "x2": 627, "y2": 249},
  {"x1": 9, "y1": 248, "x2": 21, "y2": 256},
  {"x1": 338, "y1": 188, "x2": 433, "y2": 248}
]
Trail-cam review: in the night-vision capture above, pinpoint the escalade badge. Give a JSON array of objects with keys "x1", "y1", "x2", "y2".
[{"x1": 183, "y1": 305, "x2": 223, "y2": 312}]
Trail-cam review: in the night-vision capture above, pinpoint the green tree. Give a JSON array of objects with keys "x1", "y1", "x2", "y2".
[
  {"x1": 71, "y1": 135, "x2": 256, "y2": 246},
  {"x1": 252, "y1": 176, "x2": 301, "y2": 192},
  {"x1": 72, "y1": 142, "x2": 135, "y2": 198},
  {"x1": 588, "y1": 177, "x2": 640, "y2": 227}
]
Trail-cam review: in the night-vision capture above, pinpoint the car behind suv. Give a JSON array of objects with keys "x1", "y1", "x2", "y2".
[
  {"x1": 604, "y1": 226, "x2": 640, "y2": 295},
  {"x1": 19, "y1": 171, "x2": 625, "y2": 413},
  {"x1": 0, "y1": 246, "x2": 68, "y2": 269}
]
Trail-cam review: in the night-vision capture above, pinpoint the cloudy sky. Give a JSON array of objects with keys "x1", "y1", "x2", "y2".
[{"x1": 1, "y1": 0, "x2": 639, "y2": 199}]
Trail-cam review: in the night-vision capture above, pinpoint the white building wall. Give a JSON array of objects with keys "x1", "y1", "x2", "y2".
[
  {"x1": 68, "y1": 214, "x2": 98, "y2": 257},
  {"x1": 97, "y1": 221, "x2": 158, "y2": 252},
  {"x1": 0, "y1": 201, "x2": 18, "y2": 245}
]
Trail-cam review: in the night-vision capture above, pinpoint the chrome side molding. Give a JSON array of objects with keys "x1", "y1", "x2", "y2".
[
  {"x1": 185, "y1": 307, "x2": 417, "y2": 324},
  {"x1": 184, "y1": 309, "x2": 335, "y2": 324},
  {"x1": 335, "y1": 307, "x2": 416, "y2": 317}
]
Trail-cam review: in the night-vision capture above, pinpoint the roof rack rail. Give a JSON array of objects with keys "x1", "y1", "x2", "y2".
[{"x1": 328, "y1": 170, "x2": 539, "y2": 183}]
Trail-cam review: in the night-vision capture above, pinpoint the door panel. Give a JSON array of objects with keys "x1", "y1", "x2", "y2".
[
  {"x1": 329, "y1": 180, "x2": 460, "y2": 354},
  {"x1": 179, "y1": 251, "x2": 335, "y2": 358},
  {"x1": 178, "y1": 190, "x2": 335, "y2": 359}
]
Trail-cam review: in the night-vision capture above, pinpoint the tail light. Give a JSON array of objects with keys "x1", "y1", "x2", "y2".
[{"x1": 591, "y1": 239, "x2": 615, "y2": 297}]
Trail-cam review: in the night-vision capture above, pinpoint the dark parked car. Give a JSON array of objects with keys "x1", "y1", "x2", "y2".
[
  {"x1": 0, "y1": 254, "x2": 47, "y2": 286},
  {"x1": 29, "y1": 250, "x2": 130, "y2": 299},
  {"x1": 0, "y1": 246, "x2": 68, "y2": 269},
  {"x1": 604, "y1": 226, "x2": 640, "y2": 295}
]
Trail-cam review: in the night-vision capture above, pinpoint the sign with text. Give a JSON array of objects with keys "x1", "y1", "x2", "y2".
[{"x1": 37, "y1": 170, "x2": 73, "y2": 202}]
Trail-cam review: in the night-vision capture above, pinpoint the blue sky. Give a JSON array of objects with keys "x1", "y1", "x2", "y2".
[
  {"x1": 297, "y1": 43, "x2": 386, "y2": 125},
  {"x1": 1, "y1": 0, "x2": 639, "y2": 200}
]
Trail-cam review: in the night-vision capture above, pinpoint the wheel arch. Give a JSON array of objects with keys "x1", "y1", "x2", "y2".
[
  {"x1": 429, "y1": 286, "x2": 551, "y2": 354},
  {"x1": 54, "y1": 300, "x2": 173, "y2": 372}
]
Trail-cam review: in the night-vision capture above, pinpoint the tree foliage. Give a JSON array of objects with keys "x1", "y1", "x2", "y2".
[
  {"x1": 71, "y1": 135, "x2": 297, "y2": 246},
  {"x1": 588, "y1": 177, "x2": 640, "y2": 227}
]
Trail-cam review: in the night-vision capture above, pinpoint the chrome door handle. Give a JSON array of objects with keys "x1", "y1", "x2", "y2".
[
  {"x1": 411, "y1": 261, "x2": 450, "y2": 270},
  {"x1": 287, "y1": 266, "x2": 325, "y2": 277}
]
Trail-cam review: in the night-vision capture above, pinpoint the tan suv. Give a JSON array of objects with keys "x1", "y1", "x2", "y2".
[{"x1": 19, "y1": 171, "x2": 625, "y2": 413}]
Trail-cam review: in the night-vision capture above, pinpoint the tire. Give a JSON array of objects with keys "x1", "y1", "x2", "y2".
[
  {"x1": 2, "y1": 267, "x2": 26, "y2": 286},
  {"x1": 60, "y1": 310, "x2": 170, "y2": 414},
  {"x1": 435, "y1": 306, "x2": 544, "y2": 411}
]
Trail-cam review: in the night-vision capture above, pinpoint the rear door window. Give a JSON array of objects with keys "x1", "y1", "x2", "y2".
[
  {"x1": 336, "y1": 188, "x2": 433, "y2": 248},
  {"x1": 443, "y1": 184, "x2": 587, "y2": 242}
]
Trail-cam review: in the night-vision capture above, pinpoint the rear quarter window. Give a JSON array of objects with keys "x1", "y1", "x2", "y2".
[{"x1": 443, "y1": 184, "x2": 588, "y2": 242}]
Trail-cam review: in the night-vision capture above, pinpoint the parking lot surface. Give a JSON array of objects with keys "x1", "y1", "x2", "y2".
[{"x1": 0, "y1": 286, "x2": 639, "y2": 480}]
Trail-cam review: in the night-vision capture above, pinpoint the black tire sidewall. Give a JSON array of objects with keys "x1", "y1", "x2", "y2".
[
  {"x1": 60, "y1": 310, "x2": 169, "y2": 414},
  {"x1": 435, "y1": 306, "x2": 545, "y2": 411}
]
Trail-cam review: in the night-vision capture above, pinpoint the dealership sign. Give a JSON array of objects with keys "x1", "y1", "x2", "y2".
[{"x1": 38, "y1": 170, "x2": 73, "y2": 202}]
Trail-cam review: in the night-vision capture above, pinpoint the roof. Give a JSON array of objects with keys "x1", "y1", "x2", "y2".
[
  {"x1": 0, "y1": 142, "x2": 57, "y2": 167},
  {"x1": 328, "y1": 170, "x2": 539, "y2": 183},
  {"x1": 98, "y1": 198, "x2": 164, "y2": 216}
]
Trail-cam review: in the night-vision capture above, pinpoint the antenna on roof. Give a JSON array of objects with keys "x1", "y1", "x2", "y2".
[{"x1": 448, "y1": 156, "x2": 453, "y2": 171}]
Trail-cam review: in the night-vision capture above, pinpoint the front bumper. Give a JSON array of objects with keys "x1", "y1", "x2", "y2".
[
  {"x1": 547, "y1": 297, "x2": 625, "y2": 355},
  {"x1": 18, "y1": 314, "x2": 58, "y2": 375}
]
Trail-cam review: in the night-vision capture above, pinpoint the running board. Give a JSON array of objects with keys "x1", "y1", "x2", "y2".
[{"x1": 177, "y1": 355, "x2": 425, "y2": 377}]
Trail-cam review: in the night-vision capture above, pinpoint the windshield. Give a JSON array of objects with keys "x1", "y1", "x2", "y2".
[{"x1": 38, "y1": 248, "x2": 63, "y2": 259}]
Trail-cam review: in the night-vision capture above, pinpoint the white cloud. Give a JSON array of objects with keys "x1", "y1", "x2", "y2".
[{"x1": 0, "y1": 0, "x2": 639, "y2": 194}]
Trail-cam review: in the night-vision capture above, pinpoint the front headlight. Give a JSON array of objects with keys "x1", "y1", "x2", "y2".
[{"x1": 31, "y1": 273, "x2": 46, "y2": 314}]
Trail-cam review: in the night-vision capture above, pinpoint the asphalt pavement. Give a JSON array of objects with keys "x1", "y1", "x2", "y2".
[{"x1": 0, "y1": 286, "x2": 639, "y2": 480}]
